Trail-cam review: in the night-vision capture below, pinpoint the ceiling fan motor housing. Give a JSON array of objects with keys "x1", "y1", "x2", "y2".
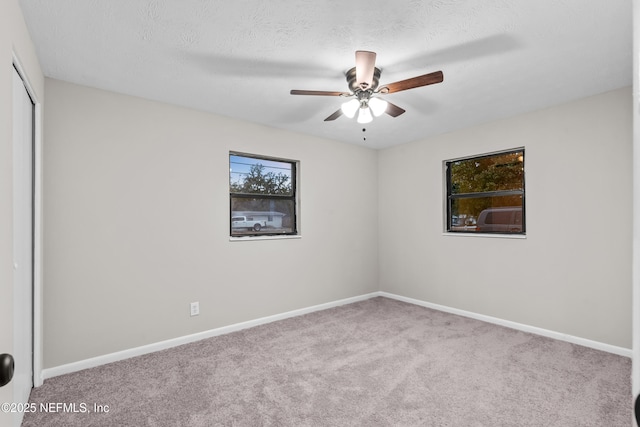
[{"x1": 346, "y1": 67, "x2": 381, "y2": 93}]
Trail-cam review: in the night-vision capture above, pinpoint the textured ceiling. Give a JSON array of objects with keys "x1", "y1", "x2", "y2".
[{"x1": 19, "y1": 0, "x2": 632, "y2": 149}]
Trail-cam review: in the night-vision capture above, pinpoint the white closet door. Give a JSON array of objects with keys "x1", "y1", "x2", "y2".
[{"x1": 12, "y1": 66, "x2": 34, "y2": 426}]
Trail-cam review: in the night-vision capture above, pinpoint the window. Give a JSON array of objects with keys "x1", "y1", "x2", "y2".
[
  {"x1": 445, "y1": 149, "x2": 525, "y2": 234},
  {"x1": 229, "y1": 153, "x2": 298, "y2": 237}
]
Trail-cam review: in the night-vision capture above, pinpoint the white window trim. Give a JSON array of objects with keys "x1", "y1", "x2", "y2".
[
  {"x1": 442, "y1": 232, "x2": 526, "y2": 239},
  {"x1": 229, "y1": 234, "x2": 302, "y2": 242}
]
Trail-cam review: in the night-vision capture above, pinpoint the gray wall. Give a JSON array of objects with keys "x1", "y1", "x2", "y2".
[
  {"x1": 43, "y1": 79, "x2": 379, "y2": 368},
  {"x1": 42, "y1": 81, "x2": 632, "y2": 368},
  {"x1": 378, "y1": 87, "x2": 632, "y2": 348}
]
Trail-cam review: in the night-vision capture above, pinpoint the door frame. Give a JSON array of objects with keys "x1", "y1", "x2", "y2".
[
  {"x1": 12, "y1": 53, "x2": 43, "y2": 388},
  {"x1": 632, "y1": 2, "x2": 639, "y2": 425}
]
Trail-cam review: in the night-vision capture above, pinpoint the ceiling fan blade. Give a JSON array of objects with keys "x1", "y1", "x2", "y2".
[
  {"x1": 324, "y1": 109, "x2": 343, "y2": 121},
  {"x1": 290, "y1": 89, "x2": 348, "y2": 96},
  {"x1": 355, "y1": 50, "x2": 376, "y2": 89},
  {"x1": 385, "y1": 101, "x2": 406, "y2": 117},
  {"x1": 380, "y1": 70, "x2": 444, "y2": 94}
]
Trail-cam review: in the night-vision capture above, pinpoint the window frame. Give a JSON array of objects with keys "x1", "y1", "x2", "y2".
[
  {"x1": 444, "y1": 148, "x2": 525, "y2": 236},
  {"x1": 229, "y1": 152, "x2": 299, "y2": 239}
]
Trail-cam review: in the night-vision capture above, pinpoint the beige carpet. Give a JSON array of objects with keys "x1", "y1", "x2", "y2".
[{"x1": 23, "y1": 297, "x2": 631, "y2": 426}]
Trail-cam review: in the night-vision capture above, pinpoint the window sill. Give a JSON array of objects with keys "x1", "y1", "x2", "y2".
[
  {"x1": 442, "y1": 232, "x2": 526, "y2": 239},
  {"x1": 229, "y1": 234, "x2": 302, "y2": 242}
]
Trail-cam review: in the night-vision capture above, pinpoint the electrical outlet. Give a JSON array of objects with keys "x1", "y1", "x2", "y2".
[{"x1": 190, "y1": 301, "x2": 199, "y2": 317}]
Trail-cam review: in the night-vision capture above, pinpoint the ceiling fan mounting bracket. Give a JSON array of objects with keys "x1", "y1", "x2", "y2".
[{"x1": 355, "y1": 89, "x2": 372, "y2": 101}]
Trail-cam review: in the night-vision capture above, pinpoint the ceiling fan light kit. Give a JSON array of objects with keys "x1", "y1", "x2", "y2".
[
  {"x1": 368, "y1": 97, "x2": 388, "y2": 117},
  {"x1": 357, "y1": 105, "x2": 373, "y2": 124},
  {"x1": 341, "y1": 98, "x2": 360, "y2": 118},
  {"x1": 290, "y1": 50, "x2": 443, "y2": 125}
]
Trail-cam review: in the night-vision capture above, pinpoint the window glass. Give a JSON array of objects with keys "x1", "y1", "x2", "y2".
[
  {"x1": 446, "y1": 149, "x2": 525, "y2": 234},
  {"x1": 230, "y1": 154, "x2": 297, "y2": 237}
]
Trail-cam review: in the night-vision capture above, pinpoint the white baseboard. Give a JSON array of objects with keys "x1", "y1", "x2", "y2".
[
  {"x1": 41, "y1": 292, "x2": 379, "y2": 381},
  {"x1": 41, "y1": 290, "x2": 631, "y2": 381},
  {"x1": 379, "y1": 291, "x2": 632, "y2": 358}
]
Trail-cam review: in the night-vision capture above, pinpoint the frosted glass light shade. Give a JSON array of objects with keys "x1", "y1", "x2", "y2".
[
  {"x1": 357, "y1": 106, "x2": 373, "y2": 124},
  {"x1": 341, "y1": 99, "x2": 360, "y2": 118},
  {"x1": 368, "y1": 97, "x2": 388, "y2": 117}
]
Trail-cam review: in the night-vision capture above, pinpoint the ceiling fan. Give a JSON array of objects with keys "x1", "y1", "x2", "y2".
[{"x1": 290, "y1": 51, "x2": 443, "y2": 123}]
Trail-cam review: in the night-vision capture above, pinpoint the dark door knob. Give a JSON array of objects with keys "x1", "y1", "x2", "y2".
[{"x1": 0, "y1": 354, "x2": 14, "y2": 387}]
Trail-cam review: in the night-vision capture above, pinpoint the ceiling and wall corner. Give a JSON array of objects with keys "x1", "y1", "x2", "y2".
[{"x1": 17, "y1": 0, "x2": 632, "y2": 149}]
